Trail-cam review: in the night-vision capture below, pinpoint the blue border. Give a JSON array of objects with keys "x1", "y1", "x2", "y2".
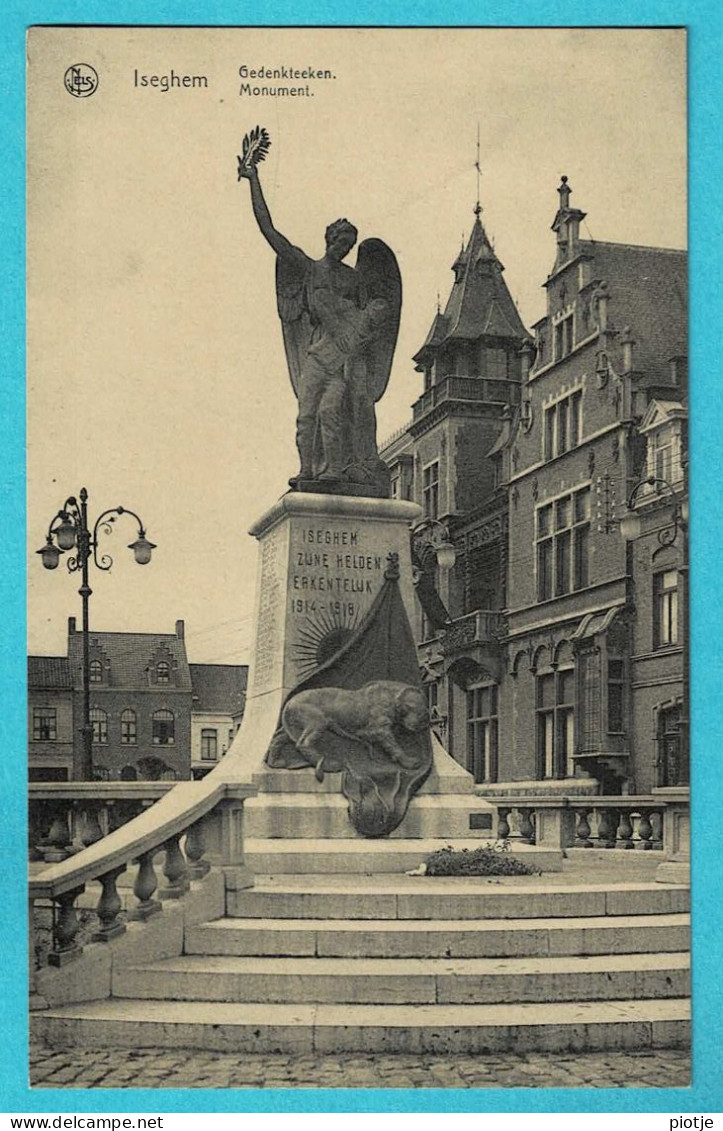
[{"x1": 3, "y1": 1, "x2": 722, "y2": 1114}]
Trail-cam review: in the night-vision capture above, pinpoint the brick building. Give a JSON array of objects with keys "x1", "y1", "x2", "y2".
[
  {"x1": 382, "y1": 176, "x2": 687, "y2": 797},
  {"x1": 28, "y1": 656, "x2": 74, "y2": 781},
  {"x1": 29, "y1": 620, "x2": 249, "y2": 782},
  {"x1": 66, "y1": 617, "x2": 193, "y2": 781},
  {"x1": 189, "y1": 663, "x2": 247, "y2": 779}
]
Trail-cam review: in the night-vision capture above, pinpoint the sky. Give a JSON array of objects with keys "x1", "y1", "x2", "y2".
[{"x1": 26, "y1": 26, "x2": 686, "y2": 665}]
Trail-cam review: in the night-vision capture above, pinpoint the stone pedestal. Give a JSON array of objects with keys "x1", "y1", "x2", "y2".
[
  {"x1": 215, "y1": 491, "x2": 561, "y2": 871},
  {"x1": 218, "y1": 492, "x2": 421, "y2": 784},
  {"x1": 654, "y1": 788, "x2": 690, "y2": 885}
]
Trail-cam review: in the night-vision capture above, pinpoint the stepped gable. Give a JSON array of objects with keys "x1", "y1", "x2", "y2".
[
  {"x1": 413, "y1": 213, "x2": 527, "y2": 369},
  {"x1": 66, "y1": 626, "x2": 192, "y2": 689},
  {"x1": 582, "y1": 240, "x2": 687, "y2": 387}
]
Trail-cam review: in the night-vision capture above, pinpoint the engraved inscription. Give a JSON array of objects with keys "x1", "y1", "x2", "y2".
[
  {"x1": 253, "y1": 526, "x2": 283, "y2": 692},
  {"x1": 289, "y1": 521, "x2": 386, "y2": 677}
]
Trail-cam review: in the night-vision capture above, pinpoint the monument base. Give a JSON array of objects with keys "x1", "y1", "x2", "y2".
[
  {"x1": 218, "y1": 491, "x2": 421, "y2": 786},
  {"x1": 215, "y1": 491, "x2": 562, "y2": 872}
]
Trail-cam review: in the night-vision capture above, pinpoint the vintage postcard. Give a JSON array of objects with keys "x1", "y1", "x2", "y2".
[{"x1": 24, "y1": 24, "x2": 693, "y2": 1102}]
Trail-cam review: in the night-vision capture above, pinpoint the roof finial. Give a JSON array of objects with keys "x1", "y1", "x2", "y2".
[
  {"x1": 474, "y1": 123, "x2": 482, "y2": 218},
  {"x1": 436, "y1": 291, "x2": 441, "y2": 314}
]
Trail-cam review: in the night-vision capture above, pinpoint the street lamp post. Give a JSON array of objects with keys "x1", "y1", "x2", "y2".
[
  {"x1": 37, "y1": 488, "x2": 156, "y2": 780},
  {"x1": 620, "y1": 473, "x2": 689, "y2": 785}
]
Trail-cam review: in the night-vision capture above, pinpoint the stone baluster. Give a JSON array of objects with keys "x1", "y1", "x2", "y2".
[
  {"x1": 129, "y1": 850, "x2": 162, "y2": 920},
  {"x1": 43, "y1": 806, "x2": 72, "y2": 863},
  {"x1": 617, "y1": 809, "x2": 635, "y2": 849},
  {"x1": 28, "y1": 803, "x2": 47, "y2": 863},
  {"x1": 160, "y1": 833, "x2": 190, "y2": 899},
  {"x1": 79, "y1": 803, "x2": 105, "y2": 848},
  {"x1": 574, "y1": 808, "x2": 593, "y2": 848},
  {"x1": 517, "y1": 807, "x2": 535, "y2": 845},
  {"x1": 637, "y1": 809, "x2": 653, "y2": 849},
  {"x1": 48, "y1": 886, "x2": 85, "y2": 967},
  {"x1": 596, "y1": 806, "x2": 619, "y2": 848},
  {"x1": 92, "y1": 866, "x2": 127, "y2": 942},
  {"x1": 650, "y1": 808, "x2": 664, "y2": 850},
  {"x1": 185, "y1": 820, "x2": 211, "y2": 881},
  {"x1": 497, "y1": 807, "x2": 511, "y2": 840}
]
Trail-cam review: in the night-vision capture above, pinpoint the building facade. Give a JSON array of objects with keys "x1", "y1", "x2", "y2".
[
  {"x1": 66, "y1": 618, "x2": 193, "y2": 781},
  {"x1": 189, "y1": 663, "x2": 247, "y2": 779},
  {"x1": 29, "y1": 621, "x2": 248, "y2": 782},
  {"x1": 28, "y1": 657, "x2": 74, "y2": 781},
  {"x1": 382, "y1": 177, "x2": 687, "y2": 797}
]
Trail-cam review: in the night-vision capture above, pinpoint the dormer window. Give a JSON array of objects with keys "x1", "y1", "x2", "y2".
[
  {"x1": 649, "y1": 431, "x2": 674, "y2": 483},
  {"x1": 638, "y1": 400, "x2": 687, "y2": 494},
  {"x1": 156, "y1": 661, "x2": 170, "y2": 684}
]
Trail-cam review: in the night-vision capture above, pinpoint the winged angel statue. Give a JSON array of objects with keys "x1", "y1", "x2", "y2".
[{"x1": 238, "y1": 128, "x2": 402, "y2": 496}]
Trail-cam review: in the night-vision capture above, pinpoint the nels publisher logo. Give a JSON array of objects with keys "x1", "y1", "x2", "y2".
[{"x1": 64, "y1": 63, "x2": 99, "y2": 98}]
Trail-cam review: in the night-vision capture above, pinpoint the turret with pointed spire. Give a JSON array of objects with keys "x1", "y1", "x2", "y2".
[
  {"x1": 413, "y1": 206, "x2": 527, "y2": 376},
  {"x1": 408, "y1": 178, "x2": 530, "y2": 519}
]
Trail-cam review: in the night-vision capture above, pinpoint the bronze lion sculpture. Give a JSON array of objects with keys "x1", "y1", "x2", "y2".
[{"x1": 269, "y1": 680, "x2": 429, "y2": 782}]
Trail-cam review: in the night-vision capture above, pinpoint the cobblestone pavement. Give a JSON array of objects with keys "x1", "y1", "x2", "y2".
[{"x1": 29, "y1": 1042, "x2": 690, "y2": 1090}]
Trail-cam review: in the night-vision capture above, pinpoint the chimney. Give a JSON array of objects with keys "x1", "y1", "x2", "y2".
[
  {"x1": 68, "y1": 616, "x2": 76, "y2": 635},
  {"x1": 175, "y1": 619, "x2": 185, "y2": 639}
]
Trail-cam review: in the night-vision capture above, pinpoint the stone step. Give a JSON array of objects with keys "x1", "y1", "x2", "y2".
[
  {"x1": 114, "y1": 951, "x2": 690, "y2": 1005},
  {"x1": 243, "y1": 837, "x2": 562, "y2": 873},
  {"x1": 31, "y1": 997, "x2": 690, "y2": 1054},
  {"x1": 226, "y1": 878, "x2": 689, "y2": 920},
  {"x1": 244, "y1": 793, "x2": 495, "y2": 839},
  {"x1": 185, "y1": 913, "x2": 690, "y2": 959}
]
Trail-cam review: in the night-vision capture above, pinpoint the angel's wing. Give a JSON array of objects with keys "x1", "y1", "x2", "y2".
[
  {"x1": 355, "y1": 238, "x2": 402, "y2": 403},
  {"x1": 275, "y1": 248, "x2": 312, "y2": 398}
]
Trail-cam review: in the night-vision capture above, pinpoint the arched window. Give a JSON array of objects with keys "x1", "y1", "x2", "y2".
[
  {"x1": 121, "y1": 709, "x2": 137, "y2": 745},
  {"x1": 156, "y1": 661, "x2": 170, "y2": 684},
  {"x1": 89, "y1": 660, "x2": 103, "y2": 684},
  {"x1": 152, "y1": 709, "x2": 175, "y2": 746},
  {"x1": 89, "y1": 708, "x2": 108, "y2": 745}
]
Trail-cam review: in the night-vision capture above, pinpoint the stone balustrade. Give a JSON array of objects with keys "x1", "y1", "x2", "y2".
[
  {"x1": 412, "y1": 375, "x2": 515, "y2": 420},
  {"x1": 29, "y1": 778, "x2": 257, "y2": 980},
  {"x1": 29, "y1": 782, "x2": 176, "y2": 864},
  {"x1": 489, "y1": 792, "x2": 690, "y2": 858}
]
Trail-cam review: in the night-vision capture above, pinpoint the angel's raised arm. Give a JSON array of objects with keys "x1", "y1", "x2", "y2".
[{"x1": 239, "y1": 166, "x2": 299, "y2": 260}]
